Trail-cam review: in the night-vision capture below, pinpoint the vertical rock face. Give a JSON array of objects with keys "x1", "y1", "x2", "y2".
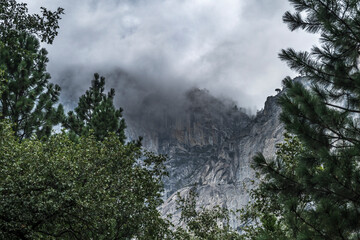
[{"x1": 126, "y1": 89, "x2": 284, "y2": 228}]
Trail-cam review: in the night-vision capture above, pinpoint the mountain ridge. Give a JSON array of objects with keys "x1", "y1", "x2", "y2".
[{"x1": 126, "y1": 88, "x2": 284, "y2": 228}]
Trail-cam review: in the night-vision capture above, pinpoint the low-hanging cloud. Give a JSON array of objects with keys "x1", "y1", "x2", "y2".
[{"x1": 24, "y1": 0, "x2": 319, "y2": 117}]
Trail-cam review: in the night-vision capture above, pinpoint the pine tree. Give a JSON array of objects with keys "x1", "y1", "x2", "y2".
[
  {"x1": 0, "y1": 1, "x2": 64, "y2": 140},
  {"x1": 63, "y1": 73, "x2": 126, "y2": 143},
  {"x1": 0, "y1": 32, "x2": 64, "y2": 140},
  {"x1": 0, "y1": 0, "x2": 63, "y2": 139},
  {"x1": 250, "y1": 0, "x2": 360, "y2": 239}
]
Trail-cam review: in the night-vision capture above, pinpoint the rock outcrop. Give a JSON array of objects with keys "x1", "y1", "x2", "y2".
[{"x1": 126, "y1": 88, "x2": 284, "y2": 228}]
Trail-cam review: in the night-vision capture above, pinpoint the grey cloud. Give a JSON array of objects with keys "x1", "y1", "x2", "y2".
[{"x1": 23, "y1": 0, "x2": 319, "y2": 117}]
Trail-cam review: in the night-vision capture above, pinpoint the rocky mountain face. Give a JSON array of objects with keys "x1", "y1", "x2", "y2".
[{"x1": 126, "y1": 88, "x2": 284, "y2": 228}]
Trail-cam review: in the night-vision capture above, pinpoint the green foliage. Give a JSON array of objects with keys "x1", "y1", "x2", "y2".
[
  {"x1": 239, "y1": 133, "x2": 304, "y2": 239},
  {"x1": 0, "y1": 1, "x2": 65, "y2": 140},
  {"x1": 172, "y1": 188, "x2": 242, "y2": 240},
  {"x1": 244, "y1": 0, "x2": 360, "y2": 239},
  {"x1": 0, "y1": 0, "x2": 64, "y2": 45},
  {"x1": 63, "y1": 73, "x2": 126, "y2": 142},
  {"x1": 0, "y1": 32, "x2": 64, "y2": 140},
  {"x1": 0, "y1": 2, "x2": 172, "y2": 239},
  {"x1": 0, "y1": 69, "x2": 5, "y2": 97},
  {"x1": 0, "y1": 120, "x2": 170, "y2": 239}
]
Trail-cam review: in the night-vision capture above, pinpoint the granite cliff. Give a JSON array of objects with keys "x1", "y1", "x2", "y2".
[{"x1": 126, "y1": 88, "x2": 284, "y2": 228}]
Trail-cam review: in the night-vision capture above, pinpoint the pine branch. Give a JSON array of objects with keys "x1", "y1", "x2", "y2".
[
  {"x1": 291, "y1": 207, "x2": 332, "y2": 239},
  {"x1": 318, "y1": 0, "x2": 360, "y2": 43},
  {"x1": 324, "y1": 101, "x2": 360, "y2": 113}
]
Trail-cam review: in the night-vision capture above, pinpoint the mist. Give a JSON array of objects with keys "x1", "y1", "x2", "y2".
[{"x1": 23, "y1": 0, "x2": 319, "y2": 120}]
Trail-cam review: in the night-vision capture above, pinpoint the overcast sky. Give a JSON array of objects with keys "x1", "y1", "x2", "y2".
[{"x1": 24, "y1": 0, "x2": 319, "y2": 113}]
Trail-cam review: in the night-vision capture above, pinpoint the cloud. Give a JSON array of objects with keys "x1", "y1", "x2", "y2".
[{"x1": 23, "y1": 0, "x2": 319, "y2": 115}]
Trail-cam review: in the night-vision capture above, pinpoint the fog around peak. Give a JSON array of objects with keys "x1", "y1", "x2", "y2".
[{"x1": 23, "y1": 0, "x2": 318, "y2": 116}]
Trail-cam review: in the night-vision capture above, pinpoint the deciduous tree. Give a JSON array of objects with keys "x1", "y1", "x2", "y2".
[
  {"x1": 173, "y1": 188, "x2": 242, "y2": 240},
  {"x1": 0, "y1": 122, "x2": 169, "y2": 239}
]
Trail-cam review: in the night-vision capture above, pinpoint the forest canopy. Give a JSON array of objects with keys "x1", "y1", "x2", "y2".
[{"x1": 2, "y1": 0, "x2": 360, "y2": 239}]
